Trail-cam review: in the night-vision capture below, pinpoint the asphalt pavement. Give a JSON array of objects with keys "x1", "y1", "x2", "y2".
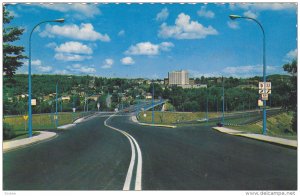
[
  {"x1": 109, "y1": 114, "x2": 297, "y2": 190},
  {"x1": 3, "y1": 112, "x2": 297, "y2": 190},
  {"x1": 3, "y1": 113, "x2": 131, "y2": 190}
]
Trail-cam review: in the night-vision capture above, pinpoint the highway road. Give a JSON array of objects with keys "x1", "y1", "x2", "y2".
[{"x1": 3, "y1": 112, "x2": 297, "y2": 190}]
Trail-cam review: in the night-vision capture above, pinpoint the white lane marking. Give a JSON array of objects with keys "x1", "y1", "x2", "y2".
[
  {"x1": 104, "y1": 114, "x2": 142, "y2": 190},
  {"x1": 126, "y1": 133, "x2": 143, "y2": 190},
  {"x1": 122, "y1": 132, "x2": 136, "y2": 190}
]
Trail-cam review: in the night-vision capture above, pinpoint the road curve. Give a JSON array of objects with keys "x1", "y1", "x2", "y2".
[
  {"x1": 3, "y1": 113, "x2": 131, "y2": 190},
  {"x1": 109, "y1": 114, "x2": 297, "y2": 190}
]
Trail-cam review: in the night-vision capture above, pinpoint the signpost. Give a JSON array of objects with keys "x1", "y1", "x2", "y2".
[
  {"x1": 23, "y1": 115, "x2": 28, "y2": 131},
  {"x1": 259, "y1": 82, "x2": 271, "y2": 101}
]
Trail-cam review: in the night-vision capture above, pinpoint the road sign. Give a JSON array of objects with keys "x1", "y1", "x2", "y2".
[
  {"x1": 258, "y1": 99, "x2": 263, "y2": 107},
  {"x1": 23, "y1": 115, "x2": 28, "y2": 120},
  {"x1": 259, "y1": 82, "x2": 271, "y2": 90},
  {"x1": 261, "y1": 93, "x2": 268, "y2": 101},
  {"x1": 259, "y1": 89, "x2": 271, "y2": 94},
  {"x1": 31, "y1": 99, "x2": 36, "y2": 106}
]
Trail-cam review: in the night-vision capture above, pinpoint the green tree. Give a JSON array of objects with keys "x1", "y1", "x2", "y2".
[
  {"x1": 3, "y1": 6, "x2": 27, "y2": 79},
  {"x1": 283, "y1": 59, "x2": 297, "y2": 132}
]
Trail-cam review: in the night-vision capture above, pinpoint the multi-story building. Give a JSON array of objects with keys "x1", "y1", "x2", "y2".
[
  {"x1": 168, "y1": 70, "x2": 189, "y2": 85},
  {"x1": 167, "y1": 70, "x2": 207, "y2": 89}
]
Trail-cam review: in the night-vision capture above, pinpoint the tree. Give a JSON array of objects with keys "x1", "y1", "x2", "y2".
[
  {"x1": 283, "y1": 59, "x2": 297, "y2": 132},
  {"x1": 3, "y1": 6, "x2": 27, "y2": 79}
]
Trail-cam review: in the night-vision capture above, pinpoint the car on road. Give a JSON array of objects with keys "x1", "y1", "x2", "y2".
[{"x1": 216, "y1": 122, "x2": 224, "y2": 127}]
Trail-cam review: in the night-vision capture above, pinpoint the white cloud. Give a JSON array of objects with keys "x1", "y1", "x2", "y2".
[
  {"x1": 46, "y1": 42, "x2": 57, "y2": 49},
  {"x1": 9, "y1": 10, "x2": 19, "y2": 18},
  {"x1": 54, "y1": 53, "x2": 92, "y2": 61},
  {"x1": 158, "y1": 13, "x2": 218, "y2": 40},
  {"x1": 36, "y1": 65, "x2": 53, "y2": 73},
  {"x1": 229, "y1": 3, "x2": 296, "y2": 11},
  {"x1": 66, "y1": 64, "x2": 96, "y2": 74},
  {"x1": 125, "y1": 41, "x2": 174, "y2": 56},
  {"x1": 23, "y1": 59, "x2": 42, "y2": 66},
  {"x1": 222, "y1": 65, "x2": 283, "y2": 77},
  {"x1": 243, "y1": 10, "x2": 259, "y2": 19},
  {"x1": 40, "y1": 23, "x2": 110, "y2": 42},
  {"x1": 38, "y1": 3, "x2": 101, "y2": 18},
  {"x1": 285, "y1": 48, "x2": 297, "y2": 61},
  {"x1": 197, "y1": 6, "x2": 215, "y2": 19},
  {"x1": 54, "y1": 69, "x2": 70, "y2": 75},
  {"x1": 118, "y1": 30, "x2": 125, "y2": 36},
  {"x1": 156, "y1": 8, "x2": 169, "y2": 21},
  {"x1": 101, "y1": 58, "x2": 114, "y2": 69},
  {"x1": 121, "y1": 57, "x2": 135, "y2": 65},
  {"x1": 55, "y1": 41, "x2": 93, "y2": 54},
  {"x1": 159, "y1": 42, "x2": 174, "y2": 51},
  {"x1": 23, "y1": 59, "x2": 53, "y2": 73},
  {"x1": 189, "y1": 70, "x2": 221, "y2": 78},
  {"x1": 227, "y1": 21, "x2": 239, "y2": 29}
]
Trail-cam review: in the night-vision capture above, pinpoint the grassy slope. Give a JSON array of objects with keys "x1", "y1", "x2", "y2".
[
  {"x1": 137, "y1": 111, "x2": 296, "y2": 140},
  {"x1": 228, "y1": 112, "x2": 296, "y2": 140}
]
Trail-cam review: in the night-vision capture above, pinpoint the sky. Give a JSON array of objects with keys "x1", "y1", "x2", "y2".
[{"x1": 4, "y1": 2, "x2": 298, "y2": 79}]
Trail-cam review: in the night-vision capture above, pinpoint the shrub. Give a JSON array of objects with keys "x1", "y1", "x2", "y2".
[{"x1": 3, "y1": 122, "x2": 15, "y2": 140}]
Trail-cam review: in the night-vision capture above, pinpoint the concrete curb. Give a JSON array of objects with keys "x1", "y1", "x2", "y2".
[
  {"x1": 131, "y1": 116, "x2": 177, "y2": 128},
  {"x1": 213, "y1": 127, "x2": 297, "y2": 149},
  {"x1": 57, "y1": 124, "x2": 76, "y2": 130},
  {"x1": 3, "y1": 131, "x2": 57, "y2": 152}
]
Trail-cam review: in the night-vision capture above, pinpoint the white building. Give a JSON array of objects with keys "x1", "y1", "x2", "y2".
[{"x1": 168, "y1": 70, "x2": 189, "y2": 85}]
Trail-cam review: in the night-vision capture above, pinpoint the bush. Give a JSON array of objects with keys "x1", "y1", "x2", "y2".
[
  {"x1": 3, "y1": 122, "x2": 15, "y2": 140},
  {"x1": 291, "y1": 112, "x2": 297, "y2": 133}
]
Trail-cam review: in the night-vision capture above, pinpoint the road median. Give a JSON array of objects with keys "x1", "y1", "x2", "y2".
[
  {"x1": 213, "y1": 127, "x2": 297, "y2": 149},
  {"x1": 131, "y1": 115, "x2": 176, "y2": 128}
]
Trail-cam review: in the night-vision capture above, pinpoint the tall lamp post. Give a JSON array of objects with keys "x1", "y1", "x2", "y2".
[
  {"x1": 28, "y1": 19, "x2": 64, "y2": 137},
  {"x1": 152, "y1": 80, "x2": 155, "y2": 124},
  {"x1": 229, "y1": 14, "x2": 267, "y2": 135},
  {"x1": 55, "y1": 80, "x2": 59, "y2": 128}
]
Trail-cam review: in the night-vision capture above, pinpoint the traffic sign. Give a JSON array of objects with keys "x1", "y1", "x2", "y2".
[
  {"x1": 259, "y1": 82, "x2": 271, "y2": 90},
  {"x1": 261, "y1": 93, "x2": 268, "y2": 100},
  {"x1": 259, "y1": 89, "x2": 271, "y2": 94},
  {"x1": 31, "y1": 99, "x2": 37, "y2": 106},
  {"x1": 258, "y1": 99, "x2": 263, "y2": 107},
  {"x1": 23, "y1": 115, "x2": 28, "y2": 121}
]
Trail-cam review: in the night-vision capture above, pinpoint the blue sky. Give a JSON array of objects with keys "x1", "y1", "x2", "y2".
[{"x1": 5, "y1": 3, "x2": 297, "y2": 79}]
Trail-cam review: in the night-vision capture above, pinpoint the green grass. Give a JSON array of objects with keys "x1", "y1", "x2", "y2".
[
  {"x1": 9, "y1": 131, "x2": 40, "y2": 140},
  {"x1": 138, "y1": 111, "x2": 222, "y2": 125},
  {"x1": 3, "y1": 112, "x2": 87, "y2": 132},
  {"x1": 227, "y1": 112, "x2": 297, "y2": 140}
]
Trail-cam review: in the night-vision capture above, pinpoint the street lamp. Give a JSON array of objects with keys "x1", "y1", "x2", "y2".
[
  {"x1": 222, "y1": 76, "x2": 225, "y2": 125},
  {"x1": 28, "y1": 19, "x2": 65, "y2": 137},
  {"x1": 229, "y1": 14, "x2": 267, "y2": 135},
  {"x1": 152, "y1": 80, "x2": 155, "y2": 124},
  {"x1": 55, "y1": 81, "x2": 59, "y2": 128}
]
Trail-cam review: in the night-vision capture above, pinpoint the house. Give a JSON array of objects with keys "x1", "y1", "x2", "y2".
[{"x1": 145, "y1": 93, "x2": 152, "y2": 99}]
